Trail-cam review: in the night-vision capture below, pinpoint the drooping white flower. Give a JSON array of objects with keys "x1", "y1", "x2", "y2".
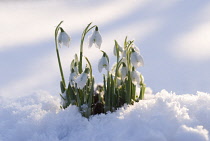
[
  {"x1": 75, "y1": 68, "x2": 89, "y2": 89},
  {"x1": 58, "y1": 27, "x2": 70, "y2": 47},
  {"x1": 131, "y1": 69, "x2": 141, "y2": 85},
  {"x1": 69, "y1": 68, "x2": 77, "y2": 86},
  {"x1": 88, "y1": 26, "x2": 102, "y2": 49},
  {"x1": 113, "y1": 42, "x2": 123, "y2": 56},
  {"x1": 98, "y1": 52, "x2": 109, "y2": 73},
  {"x1": 120, "y1": 63, "x2": 128, "y2": 81},
  {"x1": 130, "y1": 49, "x2": 144, "y2": 68}
]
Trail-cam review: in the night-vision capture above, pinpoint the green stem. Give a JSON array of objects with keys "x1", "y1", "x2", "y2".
[
  {"x1": 79, "y1": 23, "x2": 96, "y2": 73},
  {"x1": 85, "y1": 57, "x2": 93, "y2": 81},
  {"x1": 55, "y1": 21, "x2": 66, "y2": 88}
]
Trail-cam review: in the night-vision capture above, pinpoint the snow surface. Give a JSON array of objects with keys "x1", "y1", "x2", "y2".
[{"x1": 1, "y1": 89, "x2": 209, "y2": 141}]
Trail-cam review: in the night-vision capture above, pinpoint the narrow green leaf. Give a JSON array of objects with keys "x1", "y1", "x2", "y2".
[{"x1": 60, "y1": 81, "x2": 66, "y2": 93}]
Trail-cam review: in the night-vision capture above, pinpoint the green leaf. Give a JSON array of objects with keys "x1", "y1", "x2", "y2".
[{"x1": 60, "y1": 81, "x2": 66, "y2": 93}]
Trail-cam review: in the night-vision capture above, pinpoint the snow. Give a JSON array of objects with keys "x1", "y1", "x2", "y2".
[{"x1": 0, "y1": 89, "x2": 209, "y2": 141}]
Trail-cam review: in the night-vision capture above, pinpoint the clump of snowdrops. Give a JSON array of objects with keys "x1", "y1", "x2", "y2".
[{"x1": 55, "y1": 21, "x2": 146, "y2": 118}]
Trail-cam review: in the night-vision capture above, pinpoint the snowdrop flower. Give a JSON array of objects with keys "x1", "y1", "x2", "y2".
[
  {"x1": 69, "y1": 68, "x2": 77, "y2": 86},
  {"x1": 88, "y1": 26, "x2": 102, "y2": 49},
  {"x1": 98, "y1": 52, "x2": 109, "y2": 73},
  {"x1": 131, "y1": 68, "x2": 141, "y2": 85},
  {"x1": 113, "y1": 42, "x2": 123, "y2": 56},
  {"x1": 75, "y1": 68, "x2": 89, "y2": 89},
  {"x1": 58, "y1": 27, "x2": 70, "y2": 47},
  {"x1": 120, "y1": 62, "x2": 128, "y2": 81},
  {"x1": 130, "y1": 49, "x2": 144, "y2": 68}
]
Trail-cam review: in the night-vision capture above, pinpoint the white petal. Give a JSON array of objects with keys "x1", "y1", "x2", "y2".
[
  {"x1": 133, "y1": 46, "x2": 140, "y2": 53},
  {"x1": 94, "y1": 31, "x2": 102, "y2": 49},
  {"x1": 58, "y1": 31, "x2": 70, "y2": 47},
  {"x1": 131, "y1": 52, "x2": 144, "y2": 68},
  {"x1": 69, "y1": 72, "x2": 77, "y2": 86},
  {"x1": 58, "y1": 33, "x2": 62, "y2": 45},
  {"x1": 105, "y1": 61, "x2": 109, "y2": 71},
  {"x1": 98, "y1": 56, "x2": 109, "y2": 72},
  {"x1": 137, "y1": 54, "x2": 144, "y2": 67},
  {"x1": 75, "y1": 73, "x2": 88, "y2": 89},
  {"x1": 88, "y1": 31, "x2": 96, "y2": 48},
  {"x1": 98, "y1": 57, "x2": 103, "y2": 73},
  {"x1": 62, "y1": 32, "x2": 71, "y2": 47},
  {"x1": 103, "y1": 56, "x2": 109, "y2": 71},
  {"x1": 131, "y1": 70, "x2": 140, "y2": 85},
  {"x1": 121, "y1": 66, "x2": 127, "y2": 81}
]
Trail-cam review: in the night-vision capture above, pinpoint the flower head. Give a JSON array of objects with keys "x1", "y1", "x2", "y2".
[
  {"x1": 88, "y1": 26, "x2": 102, "y2": 49},
  {"x1": 131, "y1": 68, "x2": 141, "y2": 85},
  {"x1": 120, "y1": 62, "x2": 128, "y2": 81},
  {"x1": 98, "y1": 52, "x2": 109, "y2": 73},
  {"x1": 75, "y1": 68, "x2": 89, "y2": 89},
  {"x1": 130, "y1": 48, "x2": 144, "y2": 68},
  {"x1": 58, "y1": 27, "x2": 70, "y2": 47},
  {"x1": 69, "y1": 68, "x2": 78, "y2": 86}
]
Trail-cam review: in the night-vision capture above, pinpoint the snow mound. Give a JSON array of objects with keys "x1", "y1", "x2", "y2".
[{"x1": 0, "y1": 90, "x2": 210, "y2": 141}]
